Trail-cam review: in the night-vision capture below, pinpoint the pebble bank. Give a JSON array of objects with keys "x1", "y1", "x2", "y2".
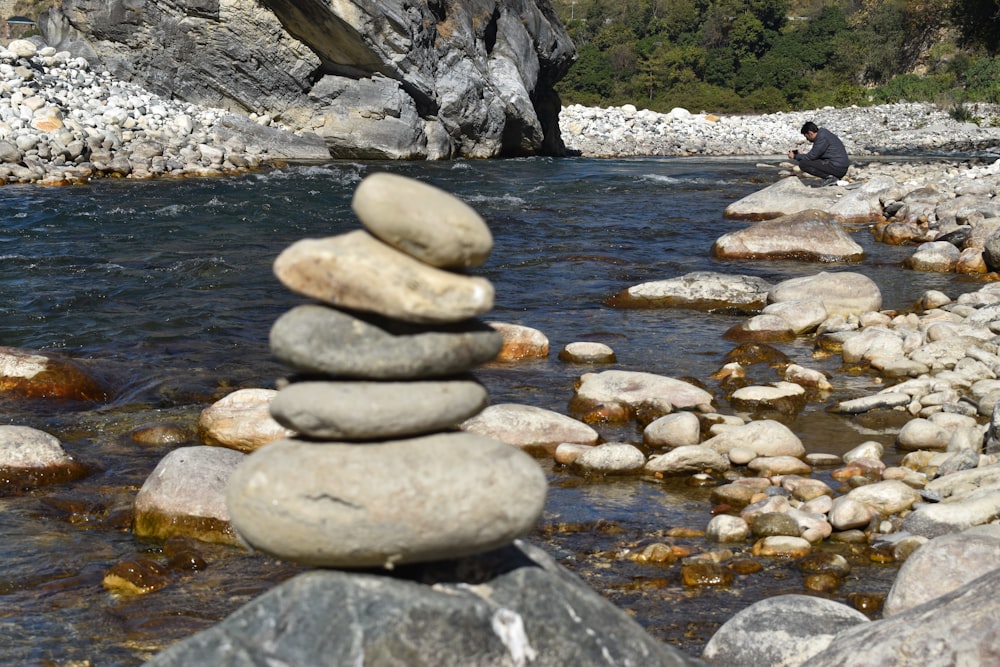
[
  {"x1": 560, "y1": 101, "x2": 1000, "y2": 158},
  {"x1": 0, "y1": 39, "x2": 327, "y2": 185}
]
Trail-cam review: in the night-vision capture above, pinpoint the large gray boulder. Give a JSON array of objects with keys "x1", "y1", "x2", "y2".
[
  {"x1": 39, "y1": 0, "x2": 576, "y2": 160},
  {"x1": 807, "y1": 565, "x2": 1000, "y2": 666},
  {"x1": 142, "y1": 540, "x2": 704, "y2": 666}
]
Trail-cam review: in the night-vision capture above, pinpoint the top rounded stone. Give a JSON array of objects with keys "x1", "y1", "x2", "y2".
[{"x1": 352, "y1": 172, "x2": 493, "y2": 269}]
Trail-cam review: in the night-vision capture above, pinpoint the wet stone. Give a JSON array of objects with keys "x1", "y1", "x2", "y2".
[
  {"x1": 681, "y1": 561, "x2": 735, "y2": 587},
  {"x1": 804, "y1": 572, "x2": 842, "y2": 593},
  {"x1": 102, "y1": 558, "x2": 171, "y2": 596},
  {"x1": 751, "y1": 512, "x2": 801, "y2": 537}
]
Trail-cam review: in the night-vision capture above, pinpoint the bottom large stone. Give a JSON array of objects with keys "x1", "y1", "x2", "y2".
[
  {"x1": 141, "y1": 541, "x2": 701, "y2": 667},
  {"x1": 226, "y1": 433, "x2": 547, "y2": 568}
]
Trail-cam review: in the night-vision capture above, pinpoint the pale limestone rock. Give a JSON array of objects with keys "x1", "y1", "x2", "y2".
[
  {"x1": 701, "y1": 419, "x2": 805, "y2": 458},
  {"x1": 644, "y1": 445, "x2": 729, "y2": 476},
  {"x1": 274, "y1": 230, "x2": 494, "y2": 324},
  {"x1": 198, "y1": 388, "x2": 295, "y2": 453},
  {"x1": 461, "y1": 403, "x2": 598, "y2": 452},
  {"x1": 643, "y1": 411, "x2": 701, "y2": 448},
  {"x1": 768, "y1": 272, "x2": 882, "y2": 317}
]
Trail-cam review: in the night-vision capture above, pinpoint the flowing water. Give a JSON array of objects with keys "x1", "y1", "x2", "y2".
[{"x1": 0, "y1": 156, "x2": 984, "y2": 664}]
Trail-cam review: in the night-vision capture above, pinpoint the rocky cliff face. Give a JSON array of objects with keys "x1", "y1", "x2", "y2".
[{"x1": 38, "y1": 0, "x2": 575, "y2": 160}]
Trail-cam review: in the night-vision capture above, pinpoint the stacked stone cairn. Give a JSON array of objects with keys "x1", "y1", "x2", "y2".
[{"x1": 225, "y1": 172, "x2": 547, "y2": 568}]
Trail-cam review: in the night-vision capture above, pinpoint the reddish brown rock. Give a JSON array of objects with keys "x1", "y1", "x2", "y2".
[
  {"x1": 0, "y1": 346, "x2": 108, "y2": 401},
  {"x1": 488, "y1": 322, "x2": 549, "y2": 361}
]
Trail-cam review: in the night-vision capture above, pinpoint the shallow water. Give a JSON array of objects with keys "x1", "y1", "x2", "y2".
[{"x1": 0, "y1": 156, "x2": 983, "y2": 663}]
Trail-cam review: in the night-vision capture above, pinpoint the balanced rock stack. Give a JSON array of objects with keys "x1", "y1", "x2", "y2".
[{"x1": 225, "y1": 172, "x2": 547, "y2": 568}]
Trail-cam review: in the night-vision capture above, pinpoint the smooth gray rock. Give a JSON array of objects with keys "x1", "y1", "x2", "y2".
[
  {"x1": 270, "y1": 379, "x2": 488, "y2": 440},
  {"x1": 133, "y1": 445, "x2": 245, "y2": 545},
  {"x1": 142, "y1": 540, "x2": 704, "y2": 667},
  {"x1": 353, "y1": 172, "x2": 493, "y2": 269},
  {"x1": 722, "y1": 176, "x2": 841, "y2": 220},
  {"x1": 701, "y1": 594, "x2": 869, "y2": 666},
  {"x1": 460, "y1": 403, "x2": 599, "y2": 451},
  {"x1": 885, "y1": 529, "x2": 1000, "y2": 616},
  {"x1": 269, "y1": 305, "x2": 502, "y2": 379},
  {"x1": 807, "y1": 567, "x2": 1000, "y2": 666},
  {"x1": 226, "y1": 433, "x2": 547, "y2": 567}
]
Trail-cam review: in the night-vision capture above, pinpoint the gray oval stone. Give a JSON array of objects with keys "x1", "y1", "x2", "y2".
[
  {"x1": 226, "y1": 433, "x2": 547, "y2": 567},
  {"x1": 269, "y1": 305, "x2": 502, "y2": 379},
  {"x1": 270, "y1": 379, "x2": 488, "y2": 440},
  {"x1": 352, "y1": 172, "x2": 493, "y2": 269}
]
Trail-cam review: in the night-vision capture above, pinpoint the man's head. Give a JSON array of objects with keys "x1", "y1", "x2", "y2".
[{"x1": 801, "y1": 121, "x2": 819, "y2": 142}]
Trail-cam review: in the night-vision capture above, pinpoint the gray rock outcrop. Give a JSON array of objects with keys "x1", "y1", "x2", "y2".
[
  {"x1": 39, "y1": 0, "x2": 576, "y2": 160},
  {"x1": 143, "y1": 540, "x2": 704, "y2": 667}
]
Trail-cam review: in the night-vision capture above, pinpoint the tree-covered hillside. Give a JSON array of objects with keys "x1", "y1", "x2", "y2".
[{"x1": 552, "y1": 0, "x2": 1000, "y2": 116}]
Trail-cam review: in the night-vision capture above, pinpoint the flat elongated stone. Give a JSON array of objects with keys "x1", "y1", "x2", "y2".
[
  {"x1": 273, "y1": 230, "x2": 494, "y2": 324},
  {"x1": 269, "y1": 305, "x2": 502, "y2": 379},
  {"x1": 226, "y1": 433, "x2": 547, "y2": 568},
  {"x1": 461, "y1": 403, "x2": 599, "y2": 452},
  {"x1": 712, "y1": 210, "x2": 864, "y2": 262},
  {"x1": 270, "y1": 379, "x2": 488, "y2": 440},
  {"x1": 352, "y1": 172, "x2": 493, "y2": 268}
]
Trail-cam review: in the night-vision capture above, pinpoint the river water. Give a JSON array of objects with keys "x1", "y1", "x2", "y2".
[{"x1": 0, "y1": 156, "x2": 983, "y2": 664}]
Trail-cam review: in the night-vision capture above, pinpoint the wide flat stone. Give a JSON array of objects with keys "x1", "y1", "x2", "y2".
[
  {"x1": 723, "y1": 176, "x2": 842, "y2": 220},
  {"x1": 226, "y1": 433, "x2": 547, "y2": 568},
  {"x1": 569, "y1": 370, "x2": 714, "y2": 423},
  {"x1": 712, "y1": 209, "x2": 864, "y2": 262},
  {"x1": 352, "y1": 172, "x2": 493, "y2": 269},
  {"x1": 701, "y1": 419, "x2": 805, "y2": 458},
  {"x1": 270, "y1": 379, "x2": 488, "y2": 440},
  {"x1": 269, "y1": 304, "x2": 502, "y2": 379},
  {"x1": 273, "y1": 230, "x2": 494, "y2": 324},
  {"x1": 607, "y1": 271, "x2": 772, "y2": 313}
]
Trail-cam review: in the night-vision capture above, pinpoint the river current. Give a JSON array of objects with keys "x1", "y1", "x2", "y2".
[{"x1": 0, "y1": 156, "x2": 982, "y2": 664}]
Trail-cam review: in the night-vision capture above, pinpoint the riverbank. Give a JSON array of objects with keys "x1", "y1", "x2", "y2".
[
  {"x1": 559, "y1": 101, "x2": 1000, "y2": 159},
  {"x1": 0, "y1": 40, "x2": 328, "y2": 185},
  {"x1": 5, "y1": 34, "x2": 1000, "y2": 187}
]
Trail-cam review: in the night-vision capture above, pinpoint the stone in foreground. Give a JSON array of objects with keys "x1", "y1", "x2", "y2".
[
  {"x1": 226, "y1": 433, "x2": 546, "y2": 567},
  {"x1": 142, "y1": 541, "x2": 703, "y2": 667}
]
